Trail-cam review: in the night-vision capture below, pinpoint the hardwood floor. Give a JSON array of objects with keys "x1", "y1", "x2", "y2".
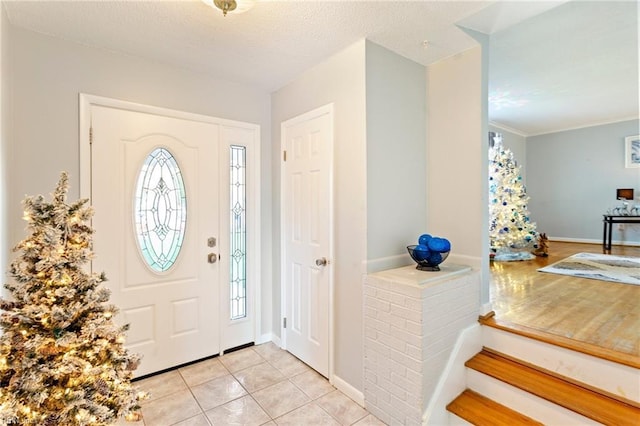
[{"x1": 489, "y1": 241, "x2": 640, "y2": 367}]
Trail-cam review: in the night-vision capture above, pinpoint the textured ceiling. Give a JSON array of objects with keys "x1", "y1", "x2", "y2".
[
  {"x1": 489, "y1": 0, "x2": 639, "y2": 136},
  {"x1": 4, "y1": 0, "x2": 638, "y2": 136},
  {"x1": 3, "y1": 0, "x2": 492, "y2": 91}
]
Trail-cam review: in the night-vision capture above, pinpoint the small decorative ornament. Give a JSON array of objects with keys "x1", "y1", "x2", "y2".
[
  {"x1": 427, "y1": 237, "x2": 451, "y2": 253},
  {"x1": 95, "y1": 378, "x2": 109, "y2": 395},
  {"x1": 408, "y1": 233, "x2": 451, "y2": 271},
  {"x1": 413, "y1": 244, "x2": 430, "y2": 260},
  {"x1": 125, "y1": 412, "x2": 144, "y2": 422},
  {"x1": 428, "y1": 252, "x2": 443, "y2": 264},
  {"x1": 531, "y1": 232, "x2": 549, "y2": 257},
  {"x1": 418, "y1": 234, "x2": 432, "y2": 246},
  {"x1": 39, "y1": 343, "x2": 60, "y2": 357}
]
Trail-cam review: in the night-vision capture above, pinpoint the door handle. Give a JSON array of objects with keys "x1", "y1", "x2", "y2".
[
  {"x1": 315, "y1": 257, "x2": 328, "y2": 267},
  {"x1": 208, "y1": 253, "x2": 218, "y2": 264}
]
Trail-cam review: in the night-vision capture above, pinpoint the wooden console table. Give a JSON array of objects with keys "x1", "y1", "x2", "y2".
[{"x1": 602, "y1": 215, "x2": 640, "y2": 253}]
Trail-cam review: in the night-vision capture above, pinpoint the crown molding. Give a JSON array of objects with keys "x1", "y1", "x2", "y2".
[{"x1": 488, "y1": 121, "x2": 529, "y2": 137}]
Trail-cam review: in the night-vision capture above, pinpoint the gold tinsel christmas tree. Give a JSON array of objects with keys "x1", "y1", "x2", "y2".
[{"x1": 0, "y1": 172, "x2": 145, "y2": 425}]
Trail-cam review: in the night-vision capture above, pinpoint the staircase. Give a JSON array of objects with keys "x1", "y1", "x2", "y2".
[{"x1": 446, "y1": 321, "x2": 640, "y2": 425}]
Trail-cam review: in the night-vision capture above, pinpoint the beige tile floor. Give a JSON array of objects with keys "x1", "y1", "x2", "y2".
[{"x1": 121, "y1": 342, "x2": 385, "y2": 426}]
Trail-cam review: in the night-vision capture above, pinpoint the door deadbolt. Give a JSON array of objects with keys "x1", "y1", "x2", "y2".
[
  {"x1": 207, "y1": 253, "x2": 218, "y2": 264},
  {"x1": 207, "y1": 237, "x2": 217, "y2": 248}
]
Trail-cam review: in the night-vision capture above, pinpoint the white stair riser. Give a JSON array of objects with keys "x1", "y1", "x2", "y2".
[
  {"x1": 466, "y1": 369, "x2": 600, "y2": 425},
  {"x1": 482, "y1": 326, "x2": 640, "y2": 403},
  {"x1": 447, "y1": 412, "x2": 473, "y2": 425}
]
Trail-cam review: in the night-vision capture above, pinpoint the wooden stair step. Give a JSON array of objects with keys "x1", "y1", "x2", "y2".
[
  {"x1": 447, "y1": 389, "x2": 543, "y2": 426},
  {"x1": 466, "y1": 348, "x2": 640, "y2": 426},
  {"x1": 479, "y1": 315, "x2": 640, "y2": 369}
]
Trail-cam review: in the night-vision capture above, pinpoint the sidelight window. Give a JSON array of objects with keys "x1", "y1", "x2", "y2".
[{"x1": 230, "y1": 145, "x2": 247, "y2": 320}]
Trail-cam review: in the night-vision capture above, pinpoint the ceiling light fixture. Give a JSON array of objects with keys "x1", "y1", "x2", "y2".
[
  {"x1": 202, "y1": 0, "x2": 255, "y2": 17},
  {"x1": 214, "y1": 0, "x2": 236, "y2": 16}
]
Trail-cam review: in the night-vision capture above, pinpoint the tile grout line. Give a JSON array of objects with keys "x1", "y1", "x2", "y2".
[
  {"x1": 176, "y1": 364, "x2": 215, "y2": 426},
  {"x1": 138, "y1": 344, "x2": 381, "y2": 425},
  {"x1": 220, "y1": 347, "x2": 293, "y2": 424},
  {"x1": 232, "y1": 346, "x2": 333, "y2": 423},
  {"x1": 249, "y1": 347, "x2": 305, "y2": 422}
]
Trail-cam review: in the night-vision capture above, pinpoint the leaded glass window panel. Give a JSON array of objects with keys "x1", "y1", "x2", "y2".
[
  {"x1": 230, "y1": 145, "x2": 247, "y2": 320},
  {"x1": 134, "y1": 147, "x2": 187, "y2": 272}
]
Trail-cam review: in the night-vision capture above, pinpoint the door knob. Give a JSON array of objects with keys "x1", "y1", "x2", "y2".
[
  {"x1": 208, "y1": 253, "x2": 218, "y2": 264},
  {"x1": 315, "y1": 257, "x2": 328, "y2": 267}
]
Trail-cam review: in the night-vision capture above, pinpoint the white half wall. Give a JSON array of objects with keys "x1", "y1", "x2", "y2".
[{"x1": 271, "y1": 40, "x2": 367, "y2": 391}]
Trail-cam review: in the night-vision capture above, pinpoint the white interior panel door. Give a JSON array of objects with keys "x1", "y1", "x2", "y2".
[
  {"x1": 91, "y1": 105, "x2": 220, "y2": 377},
  {"x1": 282, "y1": 105, "x2": 333, "y2": 378}
]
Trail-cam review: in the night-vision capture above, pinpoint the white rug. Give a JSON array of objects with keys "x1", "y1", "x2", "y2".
[{"x1": 538, "y1": 252, "x2": 640, "y2": 286}]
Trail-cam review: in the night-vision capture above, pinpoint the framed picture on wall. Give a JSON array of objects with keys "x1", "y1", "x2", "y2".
[{"x1": 625, "y1": 135, "x2": 640, "y2": 168}]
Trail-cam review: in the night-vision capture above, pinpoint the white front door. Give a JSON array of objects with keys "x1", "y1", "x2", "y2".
[
  {"x1": 281, "y1": 105, "x2": 333, "y2": 378},
  {"x1": 90, "y1": 105, "x2": 220, "y2": 377}
]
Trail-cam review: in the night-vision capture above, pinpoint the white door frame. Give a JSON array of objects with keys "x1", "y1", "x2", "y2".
[
  {"x1": 79, "y1": 93, "x2": 261, "y2": 353},
  {"x1": 280, "y1": 103, "x2": 334, "y2": 381}
]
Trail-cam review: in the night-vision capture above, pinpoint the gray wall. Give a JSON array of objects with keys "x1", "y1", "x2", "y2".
[
  {"x1": 366, "y1": 41, "x2": 426, "y2": 269},
  {"x1": 527, "y1": 119, "x2": 640, "y2": 243},
  {"x1": 5, "y1": 25, "x2": 274, "y2": 333},
  {"x1": 0, "y1": 5, "x2": 10, "y2": 296},
  {"x1": 271, "y1": 40, "x2": 367, "y2": 392}
]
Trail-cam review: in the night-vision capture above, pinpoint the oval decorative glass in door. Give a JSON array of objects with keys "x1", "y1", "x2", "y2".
[{"x1": 133, "y1": 147, "x2": 187, "y2": 272}]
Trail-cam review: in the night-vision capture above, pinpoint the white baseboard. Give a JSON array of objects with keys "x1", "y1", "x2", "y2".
[
  {"x1": 271, "y1": 335, "x2": 281, "y2": 348},
  {"x1": 256, "y1": 333, "x2": 277, "y2": 346},
  {"x1": 549, "y1": 236, "x2": 640, "y2": 247},
  {"x1": 256, "y1": 334, "x2": 366, "y2": 407},
  {"x1": 365, "y1": 253, "x2": 413, "y2": 274},
  {"x1": 331, "y1": 374, "x2": 364, "y2": 407},
  {"x1": 548, "y1": 236, "x2": 600, "y2": 244},
  {"x1": 614, "y1": 241, "x2": 640, "y2": 247}
]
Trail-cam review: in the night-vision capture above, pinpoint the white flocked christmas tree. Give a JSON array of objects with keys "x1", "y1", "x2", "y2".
[
  {"x1": 0, "y1": 172, "x2": 145, "y2": 425},
  {"x1": 488, "y1": 134, "x2": 537, "y2": 261}
]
